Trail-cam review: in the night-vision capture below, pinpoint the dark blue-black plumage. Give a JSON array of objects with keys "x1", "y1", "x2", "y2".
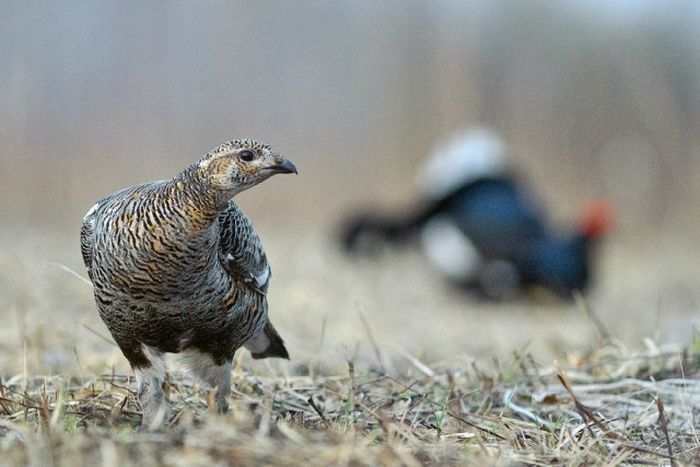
[{"x1": 341, "y1": 130, "x2": 610, "y2": 299}]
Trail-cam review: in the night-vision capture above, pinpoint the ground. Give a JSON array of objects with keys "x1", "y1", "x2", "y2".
[{"x1": 0, "y1": 225, "x2": 698, "y2": 465}]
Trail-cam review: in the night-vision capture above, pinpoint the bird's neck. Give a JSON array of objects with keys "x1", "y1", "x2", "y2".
[
  {"x1": 569, "y1": 233, "x2": 594, "y2": 257},
  {"x1": 165, "y1": 165, "x2": 231, "y2": 230}
]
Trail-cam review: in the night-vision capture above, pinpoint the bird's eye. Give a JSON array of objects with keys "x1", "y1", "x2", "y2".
[{"x1": 239, "y1": 150, "x2": 255, "y2": 162}]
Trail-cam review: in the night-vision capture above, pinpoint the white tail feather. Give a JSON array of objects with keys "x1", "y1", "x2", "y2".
[{"x1": 416, "y1": 127, "x2": 507, "y2": 200}]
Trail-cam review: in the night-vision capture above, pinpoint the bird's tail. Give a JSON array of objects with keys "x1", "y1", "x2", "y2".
[
  {"x1": 416, "y1": 127, "x2": 508, "y2": 200},
  {"x1": 247, "y1": 321, "x2": 290, "y2": 360}
]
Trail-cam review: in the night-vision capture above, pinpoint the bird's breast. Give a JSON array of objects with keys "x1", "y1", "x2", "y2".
[{"x1": 92, "y1": 198, "x2": 227, "y2": 302}]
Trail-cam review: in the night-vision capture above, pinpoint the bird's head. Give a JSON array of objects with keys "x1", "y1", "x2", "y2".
[
  {"x1": 196, "y1": 139, "x2": 297, "y2": 195},
  {"x1": 580, "y1": 199, "x2": 614, "y2": 239}
]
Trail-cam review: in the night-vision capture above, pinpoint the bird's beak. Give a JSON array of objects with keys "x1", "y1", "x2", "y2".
[{"x1": 266, "y1": 158, "x2": 298, "y2": 175}]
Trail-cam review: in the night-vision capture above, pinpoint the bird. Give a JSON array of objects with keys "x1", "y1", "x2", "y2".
[
  {"x1": 340, "y1": 128, "x2": 612, "y2": 299},
  {"x1": 80, "y1": 139, "x2": 297, "y2": 428}
]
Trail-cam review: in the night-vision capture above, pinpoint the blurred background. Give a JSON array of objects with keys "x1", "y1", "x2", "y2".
[{"x1": 1, "y1": 1, "x2": 699, "y2": 375}]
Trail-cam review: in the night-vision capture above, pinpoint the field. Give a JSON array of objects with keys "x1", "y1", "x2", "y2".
[
  {"x1": 2, "y1": 1, "x2": 700, "y2": 464},
  {"x1": 0, "y1": 226, "x2": 699, "y2": 465}
]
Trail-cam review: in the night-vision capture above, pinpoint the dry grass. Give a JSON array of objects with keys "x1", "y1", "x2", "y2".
[
  {"x1": 0, "y1": 339, "x2": 698, "y2": 466},
  {"x1": 1, "y1": 228, "x2": 700, "y2": 465}
]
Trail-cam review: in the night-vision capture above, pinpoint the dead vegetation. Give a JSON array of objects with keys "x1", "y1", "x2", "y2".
[
  {"x1": 0, "y1": 338, "x2": 698, "y2": 466},
  {"x1": 1, "y1": 230, "x2": 699, "y2": 465}
]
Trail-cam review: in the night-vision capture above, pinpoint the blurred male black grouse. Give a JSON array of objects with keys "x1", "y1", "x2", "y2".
[
  {"x1": 81, "y1": 139, "x2": 296, "y2": 427},
  {"x1": 341, "y1": 129, "x2": 612, "y2": 299}
]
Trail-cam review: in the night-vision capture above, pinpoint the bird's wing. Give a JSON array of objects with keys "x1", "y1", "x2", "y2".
[
  {"x1": 80, "y1": 202, "x2": 101, "y2": 281},
  {"x1": 217, "y1": 201, "x2": 270, "y2": 294}
]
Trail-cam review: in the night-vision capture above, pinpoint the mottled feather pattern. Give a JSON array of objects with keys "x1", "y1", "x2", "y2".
[
  {"x1": 80, "y1": 139, "x2": 295, "y2": 427},
  {"x1": 219, "y1": 201, "x2": 271, "y2": 294}
]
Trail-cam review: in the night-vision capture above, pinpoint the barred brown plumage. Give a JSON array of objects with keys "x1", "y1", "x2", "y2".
[{"x1": 80, "y1": 139, "x2": 296, "y2": 428}]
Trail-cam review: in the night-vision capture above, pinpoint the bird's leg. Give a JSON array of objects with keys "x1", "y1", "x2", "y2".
[
  {"x1": 179, "y1": 349, "x2": 232, "y2": 413},
  {"x1": 132, "y1": 346, "x2": 168, "y2": 429},
  {"x1": 209, "y1": 362, "x2": 232, "y2": 413}
]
